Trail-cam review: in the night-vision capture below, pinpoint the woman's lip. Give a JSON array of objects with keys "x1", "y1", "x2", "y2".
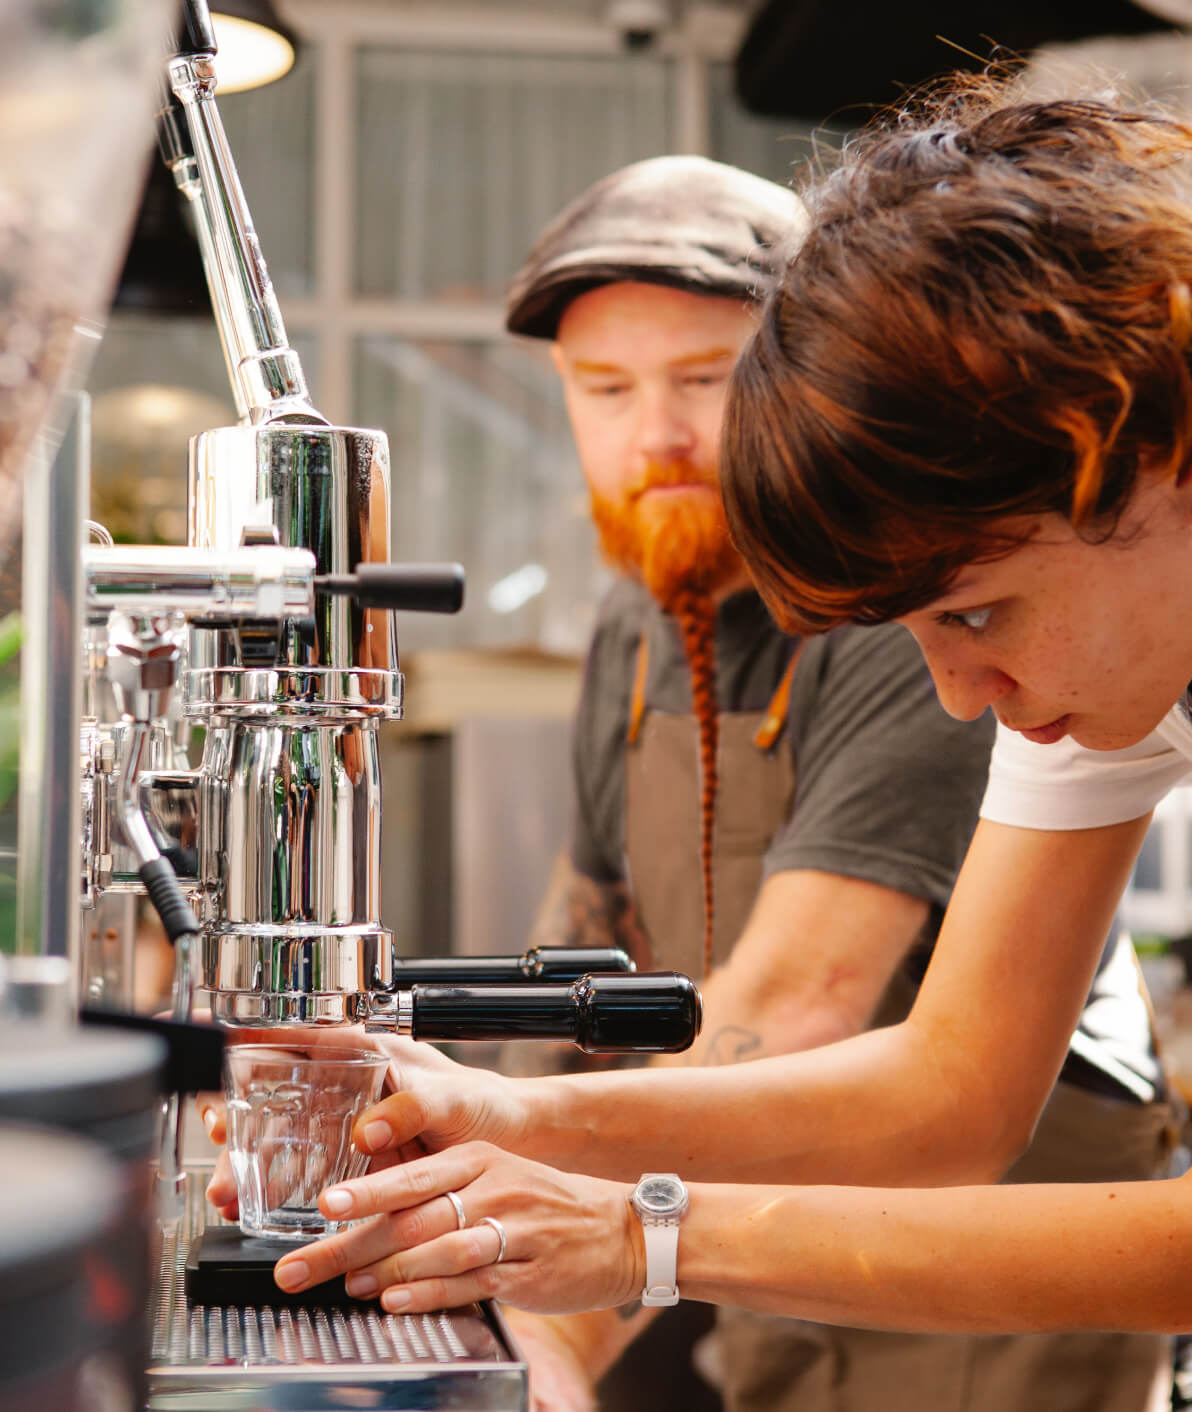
[{"x1": 1013, "y1": 715, "x2": 1071, "y2": 745}]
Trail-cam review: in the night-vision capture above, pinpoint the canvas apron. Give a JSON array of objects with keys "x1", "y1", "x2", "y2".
[{"x1": 611, "y1": 637, "x2": 1173, "y2": 1412}]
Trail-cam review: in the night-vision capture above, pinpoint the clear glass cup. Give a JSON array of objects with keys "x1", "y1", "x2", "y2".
[{"x1": 223, "y1": 1044, "x2": 389, "y2": 1240}]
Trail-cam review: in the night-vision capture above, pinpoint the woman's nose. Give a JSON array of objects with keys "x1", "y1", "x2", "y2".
[{"x1": 927, "y1": 656, "x2": 1016, "y2": 722}]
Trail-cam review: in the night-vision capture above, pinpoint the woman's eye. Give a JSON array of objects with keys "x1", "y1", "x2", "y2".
[{"x1": 936, "y1": 607, "x2": 992, "y2": 633}]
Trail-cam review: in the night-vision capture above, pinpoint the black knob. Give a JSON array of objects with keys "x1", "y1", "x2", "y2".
[
  {"x1": 179, "y1": 0, "x2": 217, "y2": 57},
  {"x1": 317, "y1": 562, "x2": 465, "y2": 614}
]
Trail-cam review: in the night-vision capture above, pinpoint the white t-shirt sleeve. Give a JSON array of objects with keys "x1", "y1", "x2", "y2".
[{"x1": 979, "y1": 707, "x2": 1192, "y2": 831}]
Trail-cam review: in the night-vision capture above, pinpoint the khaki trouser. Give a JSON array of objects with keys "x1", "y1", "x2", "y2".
[{"x1": 712, "y1": 1080, "x2": 1176, "y2": 1412}]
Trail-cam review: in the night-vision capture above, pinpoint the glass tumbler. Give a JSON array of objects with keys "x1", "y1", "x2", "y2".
[{"x1": 223, "y1": 1044, "x2": 389, "y2": 1240}]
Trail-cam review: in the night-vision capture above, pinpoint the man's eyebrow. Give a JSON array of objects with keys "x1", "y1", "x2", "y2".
[
  {"x1": 571, "y1": 361, "x2": 627, "y2": 376},
  {"x1": 669, "y1": 347, "x2": 737, "y2": 368}
]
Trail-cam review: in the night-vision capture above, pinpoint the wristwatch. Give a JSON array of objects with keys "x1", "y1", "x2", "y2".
[{"x1": 629, "y1": 1173, "x2": 690, "y2": 1306}]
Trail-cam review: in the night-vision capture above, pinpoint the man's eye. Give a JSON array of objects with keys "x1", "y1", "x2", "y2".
[
  {"x1": 682, "y1": 373, "x2": 726, "y2": 388},
  {"x1": 936, "y1": 607, "x2": 992, "y2": 633},
  {"x1": 584, "y1": 382, "x2": 630, "y2": 397}
]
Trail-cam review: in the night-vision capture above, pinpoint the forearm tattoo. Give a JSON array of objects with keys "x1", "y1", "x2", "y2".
[
  {"x1": 695, "y1": 1024, "x2": 763, "y2": 1066},
  {"x1": 528, "y1": 857, "x2": 654, "y2": 969}
]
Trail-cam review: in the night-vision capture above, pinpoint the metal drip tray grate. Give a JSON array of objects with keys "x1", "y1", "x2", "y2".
[{"x1": 147, "y1": 1168, "x2": 527, "y2": 1409}]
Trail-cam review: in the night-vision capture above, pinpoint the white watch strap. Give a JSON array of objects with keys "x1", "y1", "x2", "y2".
[{"x1": 640, "y1": 1219, "x2": 679, "y2": 1306}]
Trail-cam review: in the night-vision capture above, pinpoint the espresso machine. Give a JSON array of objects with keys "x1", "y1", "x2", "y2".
[{"x1": 56, "y1": 4, "x2": 703, "y2": 1407}]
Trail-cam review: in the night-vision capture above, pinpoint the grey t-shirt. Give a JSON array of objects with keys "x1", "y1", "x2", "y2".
[
  {"x1": 570, "y1": 579, "x2": 994, "y2": 926},
  {"x1": 570, "y1": 578, "x2": 1161, "y2": 1096}
]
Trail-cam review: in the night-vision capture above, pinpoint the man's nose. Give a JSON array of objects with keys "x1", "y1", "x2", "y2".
[{"x1": 636, "y1": 386, "x2": 696, "y2": 461}]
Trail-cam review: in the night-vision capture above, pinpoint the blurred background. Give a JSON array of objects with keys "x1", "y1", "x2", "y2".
[{"x1": 48, "y1": 0, "x2": 1192, "y2": 1021}]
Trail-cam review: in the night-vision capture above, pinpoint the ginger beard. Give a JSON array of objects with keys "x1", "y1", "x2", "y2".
[
  {"x1": 589, "y1": 458, "x2": 734, "y2": 975},
  {"x1": 587, "y1": 458, "x2": 742, "y2": 613}
]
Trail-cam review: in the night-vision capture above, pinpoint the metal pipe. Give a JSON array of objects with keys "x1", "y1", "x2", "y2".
[
  {"x1": 16, "y1": 392, "x2": 87, "y2": 982},
  {"x1": 86, "y1": 544, "x2": 316, "y2": 621},
  {"x1": 163, "y1": 54, "x2": 323, "y2": 427}
]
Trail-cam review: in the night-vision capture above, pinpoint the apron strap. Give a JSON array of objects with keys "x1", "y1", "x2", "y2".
[
  {"x1": 632, "y1": 633, "x2": 802, "y2": 750},
  {"x1": 627, "y1": 633, "x2": 650, "y2": 745},
  {"x1": 753, "y1": 640, "x2": 803, "y2": 751}
]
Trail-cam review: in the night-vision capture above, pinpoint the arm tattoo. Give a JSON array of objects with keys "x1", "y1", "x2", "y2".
[
  {"x1": 528, "y1": 856, "x2": 654, "y2": 968},
  {"x1": 693, "y1": 1025, "x2": 763, "y2": 1067}
]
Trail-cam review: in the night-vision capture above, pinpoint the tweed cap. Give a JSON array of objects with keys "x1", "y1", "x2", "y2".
[{"x1": 505, "y1": 155, "x2": 808, "y2": 339}]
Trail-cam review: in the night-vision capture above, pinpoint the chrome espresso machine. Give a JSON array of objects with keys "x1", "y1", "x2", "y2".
[{"x1": 55, "y1": 4, "x2": 703, "y2": 1407}]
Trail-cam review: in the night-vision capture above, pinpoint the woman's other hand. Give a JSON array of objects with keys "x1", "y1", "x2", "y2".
[{"x1": 272, "y1": 1141, "x2": 645, "y2": 1317}]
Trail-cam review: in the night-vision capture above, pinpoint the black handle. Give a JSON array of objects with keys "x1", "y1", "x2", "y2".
[
  {"x1": 407, "y1": 972, "x2": 701, "y2": 1053},
  {"x1": 392, "y1": 947, "x2": 634, "y2": 986},
  {"x1": 178, "y1": 0, "x2": 217, "y2": 57},
  {"x1": 317, "y1": 562, "x2": 465, "y2": 614}
]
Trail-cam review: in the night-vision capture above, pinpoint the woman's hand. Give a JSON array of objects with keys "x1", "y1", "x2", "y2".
[
  {"x1": 271, "y1": 1141, "x2": 645, "y2": 1317},
  {"x1": 200, "y1": 1031, "x2": 537, "y2": 1214}
]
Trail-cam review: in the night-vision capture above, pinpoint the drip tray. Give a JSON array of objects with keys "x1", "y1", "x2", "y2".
[{"x1": 147, "y1": 1167, "x2": 527, "y2": 1410}]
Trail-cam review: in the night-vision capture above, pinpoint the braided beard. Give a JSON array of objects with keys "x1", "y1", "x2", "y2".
[
  {"x1": 590, "y1": 461, "x2": 733, "y2": 975},
  {"x1": 671, "y1": 592, "x2": 719, "y2": 977}
]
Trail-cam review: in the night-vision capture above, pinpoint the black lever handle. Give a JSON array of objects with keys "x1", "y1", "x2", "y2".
[
  {"x1": 404, "y1": 972, "x2": 701, "y2": 1053},
  {"x1": 391, "y1": 946, "x2": 634, "y2": 987},
  {"x1": 178, "y1": 0, "x2": 217, "y2": 57},
  {"x1": 317, "y1": 562, "x2": 465, "y2": 614}
]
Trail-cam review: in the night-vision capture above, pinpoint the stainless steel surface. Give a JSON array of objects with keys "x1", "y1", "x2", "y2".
[
  {"x1": 86, "y1": 543, "x2": 316, "y2": 621},
  {"x1": 202, "y1": 715, "x2": 389, "y2": 925},
  {"x1": 17, "y1": 393, "x2": 87, "y2": 973},
  {"x1": 188, "y1": 423, "x2": 400, "y2": 680},
  {"x1": 147, "y1": 1169, "x2": 527, "y2": 1410},
  {"x1": 363, "y1": 987, "x2": 413, "y2": 1035},
  {"x1": 202, "y1": 931, "x2": 394, "y2": 1026},
  {"x1": 187, "y1": 665, "x2": 403, "y2": 716}
]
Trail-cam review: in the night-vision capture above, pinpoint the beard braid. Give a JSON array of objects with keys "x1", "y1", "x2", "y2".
[{"x1": 671, "y1": 589, "x2": 719, "y2": 977}]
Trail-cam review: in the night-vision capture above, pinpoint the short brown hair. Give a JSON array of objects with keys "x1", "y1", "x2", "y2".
[{"x1": 722, "y1": 79, "x2": 1192, "y2": 634}]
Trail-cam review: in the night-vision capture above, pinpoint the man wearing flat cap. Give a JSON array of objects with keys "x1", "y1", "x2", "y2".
[{"x1": 498, "y1": 157, "x2": 1174, "y2": 1412}]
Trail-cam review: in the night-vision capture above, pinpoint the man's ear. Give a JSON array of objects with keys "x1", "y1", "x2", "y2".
[{"x1": 548, "y1": 342, "x2": 566, "y2": 377}]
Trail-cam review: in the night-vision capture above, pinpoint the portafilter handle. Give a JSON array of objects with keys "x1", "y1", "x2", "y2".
[{"x1": 366, "y1": 972, "x2": 702, "y2": 1053}]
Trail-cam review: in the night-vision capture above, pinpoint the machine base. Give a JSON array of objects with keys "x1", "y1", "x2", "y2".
[{"x1": 149, "y1": 1167, "x2": 527, "y2": 1410}]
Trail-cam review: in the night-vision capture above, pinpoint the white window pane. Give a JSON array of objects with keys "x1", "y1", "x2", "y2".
[
  {"x1": 355, "y1": 50, "x2": 674, "y2": 300},
  {"x1": 355, "y1": 334, "x2": 606, "y2": 652}
]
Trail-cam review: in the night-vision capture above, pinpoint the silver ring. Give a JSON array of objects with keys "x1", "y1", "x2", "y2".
[
  {"x1": 476, "y1": 1215, "x2": 507, "y2": 1264},
  {"x1": 443, "y1": 1189, "x2": 466, "y2": 1230}
]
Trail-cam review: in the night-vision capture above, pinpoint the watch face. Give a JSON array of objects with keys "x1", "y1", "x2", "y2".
[{"x1": 635, "y1": 1175, "x2": 686, "y2": 1216}]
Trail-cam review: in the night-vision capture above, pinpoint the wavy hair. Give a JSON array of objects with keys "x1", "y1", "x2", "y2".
[{"x1": 722, "y1": 78, "x2": 1192, "y2": 633}]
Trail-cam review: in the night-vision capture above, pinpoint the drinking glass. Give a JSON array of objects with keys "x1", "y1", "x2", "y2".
[{"x1": 223, "y1": 1044, "x2": 389, "y2": 1240}]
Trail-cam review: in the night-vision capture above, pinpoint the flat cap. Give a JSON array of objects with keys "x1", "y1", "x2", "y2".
[{"x1": 505, "y1": 155, "x2": 808, "y2": 339}]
